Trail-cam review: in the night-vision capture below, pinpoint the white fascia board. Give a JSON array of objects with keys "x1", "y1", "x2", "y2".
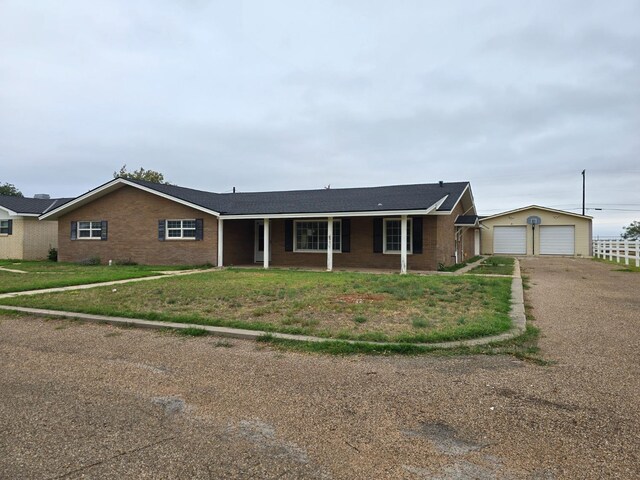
[
  {"x1": 480, "y1": 204, "x2": 593, "y2": 222},
  {"x1": 220, "y1": 202, "x2": 444, "y2": 220},
  {"x1": 0, "y1": 205, "x2": 18, "y2": 216},
  {"x1": 40, "y1": 178, "x2": 221, "y2": 220},
  {"x1": 454, "y1": 221, "x2": 479, "y2": 227},
  {"x1": 428, "y1": 194, "x2": 461, "y2": 215},
  {"x1": 447, "y1": 183, "x2": 476, "y2": 215}
]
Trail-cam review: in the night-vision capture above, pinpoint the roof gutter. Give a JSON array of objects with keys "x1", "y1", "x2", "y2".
[{"x1": 219, "y1": 196, "x2": 448, "y2": 220}]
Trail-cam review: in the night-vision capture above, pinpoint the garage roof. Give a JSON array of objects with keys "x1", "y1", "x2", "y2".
[{"x1": 480, "y1": 205, "x2": 593, "y2": 222}]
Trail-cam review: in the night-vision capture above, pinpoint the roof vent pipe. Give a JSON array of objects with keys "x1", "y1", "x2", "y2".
[
  {"x1": 233, "y1": 187, "x2": 236, "y2": 193},
  {"x1": 438, "y1": 181, "x2": 443, "y2": 187}
]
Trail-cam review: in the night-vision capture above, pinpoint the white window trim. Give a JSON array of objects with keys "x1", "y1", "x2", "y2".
[
  {"x1": 166, "y1": 219, "x2": 197, "y2": 240},
  {"x1": 77, "y1": 220, "x2": 103, "y2": 240},
  {"x1": 293, "y1": 219, "x2": 342, "y2": 253},
  {"x1": 383, "y1": 218, "x2": 413, "y2": 254}
]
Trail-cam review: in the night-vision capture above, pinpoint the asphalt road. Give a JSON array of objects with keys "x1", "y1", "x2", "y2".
[{"x1": 0, "y1": 257, "x2": 638, "y2": 479}]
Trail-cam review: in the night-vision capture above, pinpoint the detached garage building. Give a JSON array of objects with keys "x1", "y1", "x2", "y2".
[{"x1": 480, "y1": 206, "x2": 592, "y2": 257}]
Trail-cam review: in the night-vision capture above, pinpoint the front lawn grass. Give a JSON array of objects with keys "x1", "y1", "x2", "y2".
[
  {"x1": 438, "y1": 255, "x2": 483, "y2": 272},
  {"x1": 0, "y1": 260, "x2": 198, "y2": 293},
  {"x1": 0, "y1": 268, "x2": 513, "y2": 344},
  {"x1": 468, "y1": 256, "x2": 515, "y2": 275}
]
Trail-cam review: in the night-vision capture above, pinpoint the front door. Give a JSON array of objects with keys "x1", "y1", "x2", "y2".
[{"x1": 254, "y1": 220, "x2": 265, "y2": 263}]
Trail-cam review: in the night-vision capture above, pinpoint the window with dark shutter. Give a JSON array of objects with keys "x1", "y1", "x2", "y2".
[
  {"x1": 341, "y1": 218, "x2": 351, "y2": 253},
  {"x1": 373, "y1": 218, "x2": 383, "y2": 253},
  {"x1": 158, "y1": 219, "x2": 166, "y2": 241},
  {"x1": 284, "y1": 219, "x2": 293, "y2": 251},
  {"x1": 100, "y1": 221, "x2": 108, "y2": 241},
  {"x1": 0, "y1": 219, "x2": 12, "y2": 235},
  {"x1": 195, "y1": 219, "x2": 204, "y2": 240},
  {"x1": 412, "y1": 217, "x2": 423, "y2": 254}
]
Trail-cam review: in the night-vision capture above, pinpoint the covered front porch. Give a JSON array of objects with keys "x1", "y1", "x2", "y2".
[{"x1": 216, "y1": 214, "x2": 444, "y2": 274}]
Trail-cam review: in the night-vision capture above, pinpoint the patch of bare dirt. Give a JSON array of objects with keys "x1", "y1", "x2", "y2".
[{"x1": 334, "y1": 293, "x2": 388, "y2": 304}]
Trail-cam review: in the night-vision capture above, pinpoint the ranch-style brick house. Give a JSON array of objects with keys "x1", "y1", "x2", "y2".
[{"x1": 39, "y1": 178, "x2": 479, "y2": 273}]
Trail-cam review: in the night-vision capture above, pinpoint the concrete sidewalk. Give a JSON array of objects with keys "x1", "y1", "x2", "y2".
[
  {"x1": 0, "y1": 260, "x2": 526, "y2": 349},
  {"x1": 0, "y1": 267, "x2": 218, "y2": 299}
]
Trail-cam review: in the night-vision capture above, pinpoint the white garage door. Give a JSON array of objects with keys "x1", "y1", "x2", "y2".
[
  {"x1": 494, "y1": 226, "x2": 527, "y2": 254},
  {"x1": 540, "y1": 226, "x2": 575, "y2": 255}
]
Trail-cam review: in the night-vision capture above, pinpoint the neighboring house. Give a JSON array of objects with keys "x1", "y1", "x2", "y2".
[
  {"x1": 479, "y1": 205, "x2": 593, "y2": 257},
  {"x1": 0, "y1": 195, "x2": 72, "y2": 260},
  {"x1": 39, "y1": 178, "x2": 479, "y2": 272}
]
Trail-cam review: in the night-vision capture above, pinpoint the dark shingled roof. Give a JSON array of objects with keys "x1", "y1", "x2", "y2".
[
  {"x1": 126, "y1": 179, "x2": 470, "y2": 215},
  {"x1": 0, "y1": 196, "x2": 74, "y2": 215},
  {"x1": 454, "y1": 215, "x2": 479, "y2": 225}
]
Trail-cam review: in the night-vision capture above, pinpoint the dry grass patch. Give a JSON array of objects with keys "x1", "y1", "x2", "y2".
[{"x1": 0, "y1": 268, "x2": 513, "y2": 343}]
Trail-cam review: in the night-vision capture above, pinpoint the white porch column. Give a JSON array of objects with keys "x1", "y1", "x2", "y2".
[
  {"x1": 327, "y1": 217, "x2": 333, "y2": 272},
  {"x1": 400, "y1": 215, "x2": 408, "y2": 274},
  {"x1": 217, "y1": 218, "x2": 224, "y2": 267},
  {"x1": 263, "y1": 218, "x2": 270, "y2": 269}
]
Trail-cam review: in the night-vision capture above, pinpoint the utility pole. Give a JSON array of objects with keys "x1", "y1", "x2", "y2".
[{"x1": 582, "y1": 169, "x2": 586, "y2": 216}]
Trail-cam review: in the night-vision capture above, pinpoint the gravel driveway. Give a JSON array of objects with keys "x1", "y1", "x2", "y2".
[{"x1": 0, "y1": 257, "x2": 638, "y2": 479}]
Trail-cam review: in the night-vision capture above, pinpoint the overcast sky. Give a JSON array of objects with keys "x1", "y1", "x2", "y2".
[{"x1": 1, "y1": 1, "x2": 638, "y2": 236}]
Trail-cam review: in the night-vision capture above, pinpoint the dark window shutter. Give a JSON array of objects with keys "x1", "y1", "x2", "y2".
[
  {"x1": 341, "y1": 219, "x2": 351, "y2": 253},
  {"x1": 100, "y1": 220, "x2": 108, "y2": 241},
  {"x1": 412, "y1": 217, "x2": 423, "y2": 254},
  {"x1": 373, "y1": 218, "x2": 383, "y2": 253},
  {"x1": 158, "y1": 219, "x2": 165, "y2": 241},
  {"x1": 284, "y1": 219, "x2": 293, "y2": 251},
  {"x1": 70, "y1": 221, "x2": 77, "y2": 240},
  {"x1": 6, "y1": 219, "x2": 12, "y2": 235},
  {"x1": 195, "y1": 218, "x2": 204, "y2": 240}
]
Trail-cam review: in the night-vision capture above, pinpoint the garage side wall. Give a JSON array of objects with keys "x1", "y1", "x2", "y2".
[
  {"x1": 0, "y1": 215, "x2": 24, "y2": 259},
  {"x1": 480, "y1": 208, "x2": 592, "y2": 256},
  {"x1": 22, "y1": 218, "x2": 59, "y2": 260}
]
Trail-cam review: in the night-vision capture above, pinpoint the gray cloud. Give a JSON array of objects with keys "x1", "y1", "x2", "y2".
[{"x1": 1, "y1": 0, "x2": 638, "y2": 236}]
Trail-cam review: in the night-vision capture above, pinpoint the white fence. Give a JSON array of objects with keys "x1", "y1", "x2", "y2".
[{"x1": 593, "y1": 239, "x2": 640, "y2": 267}]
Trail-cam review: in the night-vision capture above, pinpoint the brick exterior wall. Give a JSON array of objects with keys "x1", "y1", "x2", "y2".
[
  {"x1": 224, "y1": 215, "x2": 456, "y2": 271},
  {"x1": 58, "y1": 186, "x2": 218, "y2": 265},
  {"x1": 56, "y1": 185, "x2": 465, "y2": 270},
  {"x1": 22, "y1": 218, "x2": 59, "y2": 260},
  {"x1": 223, "y1": 219, "x2": 255, "y2": 265}
]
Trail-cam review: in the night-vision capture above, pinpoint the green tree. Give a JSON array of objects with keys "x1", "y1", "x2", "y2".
[
  {"x1": 621, "y1": 221, "x2": 640, "y2": 240},
  {"x1": 114, "y1": 165, "x2": 169, "y2": 184},
  {"x1": 0, "y1": 182, "x2": 23, "y2": 197}
]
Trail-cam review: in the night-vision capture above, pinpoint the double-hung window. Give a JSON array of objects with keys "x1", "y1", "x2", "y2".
[
  {"x1": 383, "y1": 218, "x2": 412, "y2": 253},
  {"x1": 0, "y1": 220, "x2": 10, "y2": 235},
  {"x1": 78, "y1": 221, "x2": 103, "y2": 239},
  {"x1": 294, "y1": 220, "x2": 341, "y2": 252},
  {"x1": 166, "y1": 219, "x2": 196, "y2": 239}
]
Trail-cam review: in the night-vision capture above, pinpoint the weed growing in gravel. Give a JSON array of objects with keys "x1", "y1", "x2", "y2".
[{"x1": 177, "y1": 328, "x2": 209, "y2": 337}]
